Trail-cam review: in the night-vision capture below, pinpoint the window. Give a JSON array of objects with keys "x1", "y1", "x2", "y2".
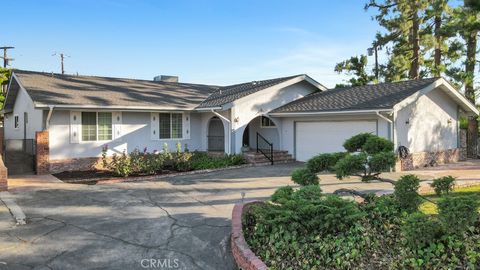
[
  {"x1": 14, "y1": 115, "x2": 19, "y2": 129},
  {"x1": 260, "y1": 116, "x2": 276, "y2": 128},
  {"x1": 82, "y1": 112, "x2": 97, "y2": 141},
  {"x1": 81, "y1": 112, "x2": 112, "y2": 141},
  {"x1": 98, "y1": 112, "x2": 112, "y2": 140},
  {"x1": 159, "y1": 113, "x2": 183, "y2": 139}
]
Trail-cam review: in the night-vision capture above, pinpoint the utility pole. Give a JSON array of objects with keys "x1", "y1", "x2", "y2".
[
  {"x1": 0, "y1": 46, "x2": 14, "y2": 68},
  {"x1": 52, "y1": 52, "x2": 69, "y2": 74}
]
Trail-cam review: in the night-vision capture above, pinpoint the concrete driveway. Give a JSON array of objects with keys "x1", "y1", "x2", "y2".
[{"x1": 1, "y1": 161, "x2": 480, "y2": 270}]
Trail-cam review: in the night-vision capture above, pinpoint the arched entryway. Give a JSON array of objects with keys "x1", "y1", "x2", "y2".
[
  {"x1": 207, "y1": 116, "x2": 225, "y2": 151},
  {"x1": 241, "y1": 115, "x2": 280, "y2": 151}
]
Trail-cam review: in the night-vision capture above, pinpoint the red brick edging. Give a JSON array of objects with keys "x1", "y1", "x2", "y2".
[{"x1": 231, "y1": 201, "x2": 268, "y2": 270}]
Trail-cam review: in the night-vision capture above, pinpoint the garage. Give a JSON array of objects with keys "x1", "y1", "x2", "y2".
[{"x1": 294, "y1": 121, "x2": 377, "y2": 161}]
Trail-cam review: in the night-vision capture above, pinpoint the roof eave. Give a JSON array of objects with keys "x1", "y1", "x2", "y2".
[
  {"x1": 194, "y1": 106, "x2": 223, "y2": 111},
  {"x1": 34, "y1": 103, "x2": 196, "y2": 112},
  {"x1": 269, "y1": 108, "x2": 393, "y2": 117},
  {"x1": 393, "y1": 78, "x2": 479, "y2": 116}
]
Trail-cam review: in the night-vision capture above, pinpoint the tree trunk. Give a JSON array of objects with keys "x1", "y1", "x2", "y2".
[
  {"x1": 374, "y1": 45, "x2": 379, "y2": 81},
  {"x1": 465, "y1": 31, "x2": 478, "y2": 158},
  {"x1": 409, "y1": 9, "x2": 420, "y2": 79},
  {"x1": 434, "y1": 14, "x2": 442, "y2": 76}
]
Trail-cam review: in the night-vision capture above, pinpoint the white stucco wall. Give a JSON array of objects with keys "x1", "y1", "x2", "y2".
[
  {"x1": 279, "y1": 114, "x2": 391, "y2": 158},
  {"x1": 395, "y1": 88, "x2": 458, "y2": 153},
  {"x1": 4, "y1": 86, "x2": 43, "y2": 140},
  {"x1": 230, "y1": 81, "x2": 318, "y2": 153},
  {"x1": 49, "y1": 110, "x2": 207, "y2": 160},
  {"x1": 246, "y1": 116, "x2": 281, "y2": 150}
]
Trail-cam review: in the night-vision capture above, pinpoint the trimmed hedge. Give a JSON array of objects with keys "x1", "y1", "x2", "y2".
[{"x1": 306, "y1": 152, "x2": 346, "y2": 173}]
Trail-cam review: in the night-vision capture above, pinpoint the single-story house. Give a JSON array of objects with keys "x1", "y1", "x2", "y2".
[{"x1": 1, "y1": 70, "x2": 478, "y2": 173}]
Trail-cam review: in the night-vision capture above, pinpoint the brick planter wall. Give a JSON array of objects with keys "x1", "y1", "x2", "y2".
[
  {"x1": 0, "y1": 127, "x2": 4, "y2": 156},
  {"x1": 396, "y1": 148, "x2": 460, "y2": 171},
  {"x1": 35, "y1": 131, "x2": 50, "y2": 175},
  {"x1": 49, "y1": 157, "x2": 107, "y2": 173},
  {"x1": 231, "y1": 201, "x2": 267, "y2": 270},
  {"x1": 0, "y1": 155, "x2": 7, "y2": 191}
]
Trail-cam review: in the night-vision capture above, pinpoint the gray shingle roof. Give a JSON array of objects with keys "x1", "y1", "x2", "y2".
[
  {"x1": 11, "y1": 70, "x2": 220, "y2": 110},
  {"x1": 196, "y1": 75, "x2": 303, "y2": 108},
  {"x1": 270, "y1": 78, "x2": 440, "y2": 113}
]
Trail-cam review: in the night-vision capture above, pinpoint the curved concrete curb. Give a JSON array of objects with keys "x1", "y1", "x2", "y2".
[
  {"x1": 231, "y1": 201, "x2": 267, "y2": 270},
  {"x1": 0, "y1": 191, "x2": 26, "y2": 225}
]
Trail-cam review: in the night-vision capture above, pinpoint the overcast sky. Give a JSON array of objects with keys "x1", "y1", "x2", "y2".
[{"x1": 3, "y1": 0, "x2": 381, "y2": 88}]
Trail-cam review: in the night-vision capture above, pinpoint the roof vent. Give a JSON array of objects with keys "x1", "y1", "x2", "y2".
[{"x1": 154, "y1": 75, "x2": 179, "y2": 83}]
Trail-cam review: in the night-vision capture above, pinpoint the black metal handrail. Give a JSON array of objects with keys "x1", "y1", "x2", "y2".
[{"x1": 256, "y1": 132, "x2": 273, "y2": 165}]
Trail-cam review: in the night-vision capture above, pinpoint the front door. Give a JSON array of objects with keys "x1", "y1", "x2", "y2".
[{"x1": 207, "y1": 117, "x2": 224, "y2": 151}]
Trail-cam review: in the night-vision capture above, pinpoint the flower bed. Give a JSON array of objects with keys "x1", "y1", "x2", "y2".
[{"x1": 53, "y1": 143, "x2": 246, "y2": 183}]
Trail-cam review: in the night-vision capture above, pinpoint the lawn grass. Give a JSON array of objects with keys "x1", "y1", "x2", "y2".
[{"x1": 420, "y1": 185, "x2": 480, "y2": 214}]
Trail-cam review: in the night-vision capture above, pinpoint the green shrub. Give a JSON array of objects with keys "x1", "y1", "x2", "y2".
[
  {"x1": 291, "y1": 168, "x2": 319, "y2": 186},
  {"x1": 343, "y1": 133, "x2": 375, "y2": 152},
  {"x1": 402, "y1": 212, "x2": 444, "y2": 249},
  {"x1": 101, "y1": 144, "x2": 245, "y2": 176},
  {"x1": 244, "y1": 184, "x2": 480, "y2": 270},
  {"x1": 335, "y1": 134, "x2": 396, "y2": 181},
  {"x1": 459, "y1": 116, "x2": 468, "y2": 130},
  {"x1": 190, "y1": 153, "x2": 246, "y2": 170},
  {"x1": 334, "y1": 153, "x2": 367, "y2": 180},
  {"x1": 394, "y1": 174, "x2": 421, "y2": 212},
  {"x1": 438, "y1": 195, "x2": 480, "y2": 234},
  {"x1": 430, "y1": 176, "x2": 456, "y2": 196},
  {"x1": 110, "y1": 151, "x2": 132, "y2": 177},
  {"x1": 368, "y1": 151, "x2": 397, "y2": 173},
  {"x1": 271, "y1": 186, "x2": 294, "y2": 204},
  {"x1": 306, "y1": 152, "x2": 346, "y2": 173},
  {"x1": 244, "y1": 187, "x2": 365, "y2": 269},
  {"x1": 363, "y1": 136, "x2": 394, "y2": 154}
]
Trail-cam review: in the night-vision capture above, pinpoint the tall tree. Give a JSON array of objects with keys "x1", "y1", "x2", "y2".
[
  {"x1": 367, "y1": 0, "x2": 430, "y2": 80},
  {"x1": 334, "y1": 55, "x2": 376, "y2": 87},
  {"x1": 456, "y1": 0, "x2": 480, "y2": 157},
  {"x1": 0, "y1": 68, "x2": 11, "y2": 107}
]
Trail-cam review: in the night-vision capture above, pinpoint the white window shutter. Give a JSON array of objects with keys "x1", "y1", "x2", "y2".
[
  {"x1": 70, "y1": 111, "x2": 81, "y2": 143},
  {"x1": 151, "y1": 112, "x2": 158, "y2": 140},
  {"x1": 112, "y1": 112, "x2": 122, "y2": 139},
  {"x1": 183, "y1": 113, "x2": 190, "y2": 139}
]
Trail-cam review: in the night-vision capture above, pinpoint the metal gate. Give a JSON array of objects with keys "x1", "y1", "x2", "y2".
[{"x1": 4, "y1": 139, "x2": 36, "y2": 175}]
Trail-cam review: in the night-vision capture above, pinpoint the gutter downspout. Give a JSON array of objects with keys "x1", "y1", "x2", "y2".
[
  {"x1": 45, "y1": 105, "x2": 55, "y2": 130},
  {"x1": 376, "y1": 110, "x2": 394, "y2": 145},
  {"x1": 211, "y1": 109, "x2": 231, "y2": 155},
  {"x1": 376, "y1": 110, "x2": 396, "y2": 172}
]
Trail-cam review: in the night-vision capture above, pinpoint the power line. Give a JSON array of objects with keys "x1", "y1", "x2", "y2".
[{"x1": 0, "y1": 46, "x2": 14, "y2": 68}]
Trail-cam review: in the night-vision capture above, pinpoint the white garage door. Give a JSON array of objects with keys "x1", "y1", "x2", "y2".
[{"x1": 295, "y1": 121, "x2": 377, "y2": 161}]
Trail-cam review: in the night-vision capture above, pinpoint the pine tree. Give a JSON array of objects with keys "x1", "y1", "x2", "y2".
[
  {"x1": 366, "y1": 0, "x2": 430, "y2": 80},
  {"x1": 334, "y1": 55, "x2": 376, "y2": 87}
]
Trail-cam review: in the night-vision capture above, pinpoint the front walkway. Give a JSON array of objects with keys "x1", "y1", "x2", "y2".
[{"x1": 0, "y1": 161, "x2": 479, "y2": 269}]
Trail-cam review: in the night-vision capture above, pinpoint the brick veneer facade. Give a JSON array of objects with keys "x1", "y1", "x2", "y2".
[
  {"x1": 459, "y1": 129, "x2": 468, "y2": 161},
  {"x1": 396, "y1": 148, "x2": 460, "y2": 171},
  {"x1": 35, "y1": 131, "x2": 50, "y2": 175},
  {"x1": 0, "y1": 127, "x2": 4, "y2": 156},
  {"x1": 231, "y1": 202, "x2": 268, "y2": 270}
]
